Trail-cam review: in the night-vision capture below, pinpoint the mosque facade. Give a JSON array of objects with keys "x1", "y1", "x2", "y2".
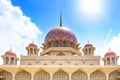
[{"x1": 0, "y1": 17, "x2": 120, "y2": 80}]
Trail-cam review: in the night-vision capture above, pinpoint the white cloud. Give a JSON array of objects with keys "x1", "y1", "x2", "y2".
[{"x1": 0, "y1": 0, "x2": 42, "y2": 64}]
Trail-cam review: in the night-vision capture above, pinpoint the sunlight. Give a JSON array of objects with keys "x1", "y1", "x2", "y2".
[{"x1": 76, "y1": 0, "x2": 105, "y2": 19}]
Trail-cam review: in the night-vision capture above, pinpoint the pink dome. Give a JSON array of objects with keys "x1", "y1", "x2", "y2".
[
  {"x1": 84, "y1": 43, "x2": 93, "y2": 47},
  {"x1": 45, "y1": 27, "x2": 77, "y2": 44},
  {"x1": 29, "y1": 43, "x2": 37, "y2": 47},
  {"x1": 105, "y1": 51, "x2": 116, "y2": 57},
  {"x1": 5, "y1": 51, "x2": 16, "y2": 56}
]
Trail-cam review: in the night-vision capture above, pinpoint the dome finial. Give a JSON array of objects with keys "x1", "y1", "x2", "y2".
[
  {"x1": 88, "y1": 40, "x2": 89, "y2": 43},
  {"x1": 32, "y1": 40, "x2": 34, "y2": 43},
  {"x1": 109, "y1": 46, "x2": 111, "y2": 51},
  {"x1": 60, "y1": 13, "x2": 62, "y2": 27},
  {"x1": 10, "y1": 46, "x2": 12, "y2": 51}
]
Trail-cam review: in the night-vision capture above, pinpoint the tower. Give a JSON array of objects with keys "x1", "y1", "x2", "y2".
[
  {"x1": 26, "y1": 41, "x2": 39, "y2": 56},
  {"x1": 1, "y1": 48, "x2": 19, "y2": 65},
  {"x1": 82, "y1": 42, "x2": 95, "y2": 56},
  {"x1": 102, "y1": 48, "x2": 119, "y2": 65}
]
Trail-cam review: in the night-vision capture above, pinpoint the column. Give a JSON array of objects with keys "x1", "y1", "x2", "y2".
[
  {"x1": 12, "y1": 74, "x2": 15, "y2": 80},
  {"x1": 50, "y1": 74, "x2": 53, "y2": 80},
  {"x1": 106, "y1": 74, "x2": 109, "y2": 80},
  {"x1": 69, "y1": 74, "x2": 71, "y2": 80},
  {"x1": 87, "y1": 74, "x2": 90, "y2": 80},
  {"x1": 31, "y1": 74, "x2": 34, "y2": 80}
]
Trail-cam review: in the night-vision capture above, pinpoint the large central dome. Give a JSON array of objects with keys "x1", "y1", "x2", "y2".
[{"x1": 45, "y1": 26, "x2": 77, "y2": 44}]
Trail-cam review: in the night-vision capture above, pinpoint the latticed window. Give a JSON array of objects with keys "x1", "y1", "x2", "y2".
[
  {"x1": 54, "y1": 41, "x2": 59, "y2": 47},
  {"x1": 34, "y1": 49, "x2": 36, "y2": 55},
  {"x1": 11, "y1": 58, "x2": 14, "y2": 65},
  {"x1": 71, "y1": 70, "x2": 87, "y2": 80},
  {"x1": 6, "y1": 57, "x2": 9, "y2": 64},
  {"x1": 0, "y1": 70, "x2": 12, "y2": 80},
  {"x1": 53, "y1": 70, "x2": 69, "y2": 80},
  {"x1": 62, "y1": 41, "x2": 67, "y2": 47},
  {"x1": 107, "y1": 58, "x2": 110, "y2": 65},
  {"x1": 71, "y1": 42, "x2": 74, "y2": 48},
  {"x1": 15, "y1": 70, "x2": 31, "y2": 80},
  {"x1": 109, "y1": 70, "x2": 120, "y2": 80},
  {"x1": 112, "y1": 58, "x2": 115, "y2": 64},
  {"x1": 89, "y1": 48, "x2": 91, "y2": 54},
  {"x1": 48, "y1": 42, "x2": 51, "y2": 48},
  {"x1": 30, "y1": 48, "x2": 33, "y2": 54},
  {"x1": 90, "y1": 70, "x2": 106, "y2": 80},
  {"x1": 34, "y1": 70, "x2": 50, "y2": 80}
]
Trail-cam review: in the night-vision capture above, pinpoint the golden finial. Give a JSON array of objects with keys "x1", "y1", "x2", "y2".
[
  {"x1": 109, "y1": 46, "x2": 111, "y2": 51},
  {"x1": 32, "y1": 40, "x2": 34, "y2": 43},
  {"x1": 88, "y1": 40, "x2": 89, "y2": 43},
  {"x1": 60, "y1": 13, "x2": 62, "y2": 27},
  {"x1": 10, "y1": 46, "x2": 12, "y2": 51}
]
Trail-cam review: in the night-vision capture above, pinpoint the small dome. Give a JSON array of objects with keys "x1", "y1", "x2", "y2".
[
  {"x1": 105, "y1": 51, "x2": 116, "y2": 57},
  {"x1": 84, "y1": 43, "x2": 93, "y2": 47},
  {"x1": 44, "y1": 27, "x2": 77, "y2": 44},
  {"x1": 29, "y1": 43, "x2": 37, "y2": 47},
  {"x1": 5, "y1": 50, "x2": 16, "y2": 56}
]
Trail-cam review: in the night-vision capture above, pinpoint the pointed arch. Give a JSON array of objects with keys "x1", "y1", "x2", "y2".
[
  {"x1": 90, "y1": 70, "x2": 106, "y2": 80},
  {"x1": 71, "y1": 70, "x2": 87, "y2": 80},
  {"x1": 15, "y1": 70, "x2": 31, "y2": 80},
  {"x1": 53, "y1": 70, "x2": 69, "y2": 80},
  {"x1": 62, "y1": 40, "x2": 67, "y2": 47},
  {"x1": 34, "y1": 69, "x2": 50, "y2": 80},
  {"x1": 54, "y1": 40, "x2": 59, "y2": 47},
  {"x1": 109, "y1": 70, "x2": 120, "y2": 80},
  {"x1": 0, "y1": 70, "x2": 12, "y2": 80}
]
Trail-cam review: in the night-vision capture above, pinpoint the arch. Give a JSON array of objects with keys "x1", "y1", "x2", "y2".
[
  {"x1": 0, "y1": 70, "x2": 12, "y2": 80},
  {"x1": 112, "y1": 58, "x2": 115, "y2": 64},
  {"x1": 62, "y1": 41, "x2": 67, "y2": 47},
  {"x1": 34, "y1": 49, "x2": 36, "y2": 55},
  {"x1": 85, "y1": 49, "x2": 87, "y2": 55},
  {"x1": 34, "y1": 70, "x2": 50, "y2": 80},
  {"x1": 30, "y1": 48, "x2": 33, "y2": 54},
  {"x1": 90, "y1": 70, "x2": 106, "y2": 80},
  {"x1": 109, "y1": 70, "x2": 120, "y2": 80},
  {"x1": 54, "y1": 40, "x2": 59, "y2": 47},
  {"x1": 107, "y1": 58, "x2": 110, "y2": 65},
  {"x1": 48, "y1": 42, "x2": 51, "y2": 48},
  {"x1": 53, "y1": 70, "x2": 69, "y2": 80},
  {"x1": 89, "y1": 48, "x2": 91, "y2": 54},
  {"x1": 71, "y1": 70, "x2": 87, "y2": 80},
  {"x1": 15, "y1": 70, "x2": 31, "y2": 80},
  {"x1": 6, "y1": 57, "x2": 9, "y2": 64},
  {"x1": 57, "y1": 52, "x2": 65, "y2": 56},
  {"x1": 70, "y1": 42, "x2": 74, "y2": 48},
  {"x1": 10, "y1": 57, "x2": 14, "y2": 65}
]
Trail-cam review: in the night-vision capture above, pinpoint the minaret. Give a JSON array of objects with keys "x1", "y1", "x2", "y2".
[
  {"x1": 82, "y1": 41, "x2": 95, "y2": 56},
  {"x1": 102, "y1": 48, "x2": 119, "y2": 66},
  {"x1": 1, "y1": 48, "x2": 19, "y2": 65},
  {"x1": 26, "y1": 41, "x2": 39, "y2": 56},
  {"x1": 60, "y1": 13, "x2": 62, "y2": 27}
]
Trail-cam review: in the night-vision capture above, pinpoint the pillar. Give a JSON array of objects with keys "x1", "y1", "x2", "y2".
[
  {"x1": 87, "y1": 74, "x2": 90, "y2": 80},
  {"x1": 31, "y1": 74, "x2": 34, "y2": 80},
  {"x1": 69, "y1": 74, "x2": 71, "y2": 80},
  {"x1": 106, "y1": 74, "x2": 109, "y2": 80},
  {"x1": 50, "y1": 74, "x2": 53, "y2": 80},
  {"x1": 12, "y1": 74, "x2": 15, "y2": 80}
]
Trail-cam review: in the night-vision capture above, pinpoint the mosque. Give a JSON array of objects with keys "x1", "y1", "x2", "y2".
[{"x1": 0, "y1": 16, "x2": 120, "y2": 80}]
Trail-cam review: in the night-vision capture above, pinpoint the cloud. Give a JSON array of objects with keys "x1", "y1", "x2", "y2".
[{"x1": 0, "y1": 0, "x2": 42, "y2": 63}]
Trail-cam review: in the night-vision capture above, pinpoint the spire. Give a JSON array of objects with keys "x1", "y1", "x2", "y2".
[
  {"x1": 109, "y1": 46, "x2": 111, "y2": 51},
  {"x1": 10, "y1": 46, "x2": 12, "y2": 51},
  {"x1": 88, "y1": 40, "x2": 89, "y2": 43},
  {"x1": 60, "y1": 13, "x2": 62, "y2": 27}
]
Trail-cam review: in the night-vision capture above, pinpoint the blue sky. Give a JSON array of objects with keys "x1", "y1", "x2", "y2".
[{"x1": 0, "y1": 0, "x2": 120, "y2": 64}]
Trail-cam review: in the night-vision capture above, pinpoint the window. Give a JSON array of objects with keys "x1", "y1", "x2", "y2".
[
  {"x1": 11, "y1": 58, "x2": 14, "y2": 65},
  {"x1": 71, "y1": 42, "x2": 74, "y2": 48},
  {"x1": 112, "y1": 58, "x2": 115, "y2": 64},
  {"x1": 30, "y1": 48, "x2": 33, "y2": 54},
  {"x1": 34, "y1": 49, "x2": 36, "y2": 55},
  {"x1": 48, "y1": 42, "x2": 51, "y2": 48},
  {"x1": 54, "y1": 41, "x2": 59, "y2": 47},
  {"x1": 85, "y1": 49, "x2": 87, "y2": 55},
  {"x1": 107, "y1": 58, "x2": 110, "y2": 65},
  {"x1": 6, "y1": 57, "x2": 9, "y2": 64},
  {"x1": 62, "y1": 41, "x2": 67, "y2": 47},
  {"x1": 89, "y1": 48, "x2": 91, "y2": 54}
]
